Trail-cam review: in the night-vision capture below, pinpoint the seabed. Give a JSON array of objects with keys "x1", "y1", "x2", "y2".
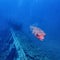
[{"x1": 0, "y1": 27, "x2": 60, "y2": 60}]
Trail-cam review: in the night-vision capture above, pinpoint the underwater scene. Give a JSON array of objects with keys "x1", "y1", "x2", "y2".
[{"x1": 0, "y1": 0, "x2": 60, "y2": 60}]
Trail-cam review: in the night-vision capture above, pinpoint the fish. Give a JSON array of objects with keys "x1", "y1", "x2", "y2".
[{"x1": 30, "y1": 25, "x2": 46, "y2": 41}]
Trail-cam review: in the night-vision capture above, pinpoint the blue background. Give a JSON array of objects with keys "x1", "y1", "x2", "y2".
[{"x1": 0, "y1": 0, "x2": 60, "y2": 59}]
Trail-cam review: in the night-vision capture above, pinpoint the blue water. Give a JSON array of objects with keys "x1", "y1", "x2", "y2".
[{"x1": 0, "y1": 0, "x2": 60, "y2": 60}]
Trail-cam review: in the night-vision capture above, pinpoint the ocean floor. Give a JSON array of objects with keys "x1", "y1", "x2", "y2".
[{"x1": 0, "y1": 28, "x2": 60, "y2": 60}]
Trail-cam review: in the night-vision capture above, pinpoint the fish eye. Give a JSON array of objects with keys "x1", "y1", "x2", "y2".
[{"x1": 36, "y1": 34, "x2": 39, "y2": 36}]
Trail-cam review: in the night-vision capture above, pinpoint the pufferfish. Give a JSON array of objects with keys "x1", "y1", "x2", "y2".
[{"x1": 30, "y1": 25, "x2": 46, "y2": 41}]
